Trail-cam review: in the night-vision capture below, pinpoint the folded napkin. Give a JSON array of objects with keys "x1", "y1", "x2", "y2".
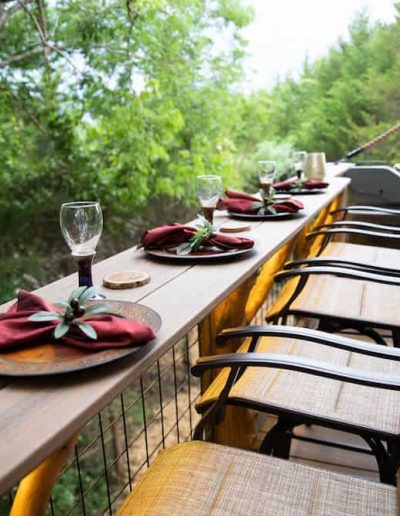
[
  {"x1": 273, "y1": 178, "x2": 329, "y2": 191},
  {"x1": 140, "y1": 223, "x2": 254, "y2": 251},
  {"x1": 217, "y1": 189, "x2": 303, "y2": 214},
  {"x1": 0, "y1": 290, "x2": 156, "y2": 352}
]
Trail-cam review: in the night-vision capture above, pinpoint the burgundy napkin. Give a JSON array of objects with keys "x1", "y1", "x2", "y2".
[
  {"x1": 0, "y1": 290, "x2": 156, "y2": 352},
  {"x1": 139, "y1": 223, "x2": 254, "y2": 251},
  {"x1": 217, "y1": 189, "x2": 303, "y2": 214},
  {"x1": 273, "y1": 178, "x2": 329, "y2": 191}
]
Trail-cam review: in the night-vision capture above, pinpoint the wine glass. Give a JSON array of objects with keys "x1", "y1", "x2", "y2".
[
  {"x1": 293, "y1": 151, "x2": 307, "y2": 180},
  {"x1": 196, "y1": 175, "x2": 222, "y2": 224},
  {"x1": 60, "y1": 201, "x2": 103, "y2": 289},
  {"x1": 257, "y1": 160, "x2": 276, "y2": 199}
]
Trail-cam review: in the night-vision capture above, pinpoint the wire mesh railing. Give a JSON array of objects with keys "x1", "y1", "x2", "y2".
[{"x1": 1, "y1": 285, "x2": 281, "y2": 515}]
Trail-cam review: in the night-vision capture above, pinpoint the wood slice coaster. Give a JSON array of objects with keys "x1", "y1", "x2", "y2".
[
  {"x1": 103, "y1": 271, "x2": 151, "y2": 289},
  {"x1": 219, "y1": 221, "x2": 252, "y2": 233}
]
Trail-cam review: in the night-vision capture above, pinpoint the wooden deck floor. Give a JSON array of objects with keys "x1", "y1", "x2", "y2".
[{"x1": 291, "y1": 425, "x2": 379, "y2": 482}]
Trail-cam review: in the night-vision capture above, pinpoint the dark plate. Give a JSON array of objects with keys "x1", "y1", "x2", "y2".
[
  {"x1": 228, "y1": 211, "x2": 296, "y2": 220},
  {"x1": 0, "y1": 301, "x2": 161, "y2": 376},
  {"x1": 274, "y1": 188, "x2": 326, "y2": 195},
  {"x1": 146, "y1": 246, "x2": 255, "y2": 261}
]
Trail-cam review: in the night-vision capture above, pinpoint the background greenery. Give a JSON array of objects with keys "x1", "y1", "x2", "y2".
[
  {"x1": 0, "y1": 0, "x2": 400, "y2": 305},
  {"x1": 1, "y1": 1, "x2": 400, "y2": 514}
]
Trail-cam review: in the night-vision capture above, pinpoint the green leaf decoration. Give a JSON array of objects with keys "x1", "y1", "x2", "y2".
[
  {"x1": 82, "y1": 303, "x2": 110, "y2": 317},
  {"x1": 54, "y1": 322, "x2": 70, "y2": 339},
  {"x1": 75, "y1": 321, "x2": 98, "y2": 340},
  {"x1": 79, "y1": 287, "x2": 96, "y2": 304},
  {"x1": 30, "y1": 288, "x2": 103, "y2": 342},
  {"x1": 176, "y1": 242, "x2": 194, "y2": 255},
  {"x1": 175, "y1": 217, "x2": 217, "y2": 255},
  {"x1": 293, "y1": 179, "x2": 305, "y2": 190},
  {"x1": 29, "y1": 311, "x2": 63, "y2": 322},
  {"x1": 266, "y1": 205, "x2": 277, "y2": 215},
  {"x1": 55, "y1": 299, "x2": 69, "y2": 308},
  {"x1": 68, "y1": 287, "x2": 87, "y2": 303}
]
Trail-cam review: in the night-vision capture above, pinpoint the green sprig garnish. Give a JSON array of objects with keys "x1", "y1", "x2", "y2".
[
  {"x1": 255, "y1": 188, "x2": 278, "y2": 215},
  {"x1": 176, "y1": 215, "x2": 217, "y2": 255},
  {"x1": 29, "y1": 287, "x2": 109, "y2": 340},
  {"x1": 292, "y1": 178, "x2": 306, "y2": 189}
]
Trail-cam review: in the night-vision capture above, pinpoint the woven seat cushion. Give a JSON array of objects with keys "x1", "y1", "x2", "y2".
[
  {"x1": 268, "y1": 242, "x2": 400, "y2": 325},
  {"x1": 117, "y1": 441, "x2": 396, "y2": 515},
  {"x1": 197, "y1": 336, "x2": 400, "y2": 436}
]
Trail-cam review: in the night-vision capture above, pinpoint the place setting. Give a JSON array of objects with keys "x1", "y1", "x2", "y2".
[
  {"x1": 273, "y1": 151, "x2": 330, "y2": 195},
  {"x1": 218, "y1": 160, "x2": 304, "y2": 220},
  {"x1": 0, "y1": 201, "x2": 160, "y2": 376},
  {"x1": 139, "y1": 175, "x2": 255, "y2": 262}
]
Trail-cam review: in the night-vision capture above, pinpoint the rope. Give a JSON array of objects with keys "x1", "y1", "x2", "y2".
[{"x1": 340, "y1": 121, "x2": 400, "y2": 161}]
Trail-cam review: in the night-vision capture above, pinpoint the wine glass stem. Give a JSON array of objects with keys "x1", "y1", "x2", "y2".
[
  {"x1": 74, "y1": 254, "x2": 95, "y2": 288},
  {"x1": 202, "y1": 207, "x2": 215, "y2": 224}
]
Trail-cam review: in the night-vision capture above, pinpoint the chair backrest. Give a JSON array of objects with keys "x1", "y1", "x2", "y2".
[
  {"x1": 344, "y1": 165, "x2": 400, "y2": 206},
  {"x1": 294, "y1": 193, "x2": 344, "y2": 259}
]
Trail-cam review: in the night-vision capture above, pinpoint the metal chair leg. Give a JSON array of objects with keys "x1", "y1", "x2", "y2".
[
  {"x1": 362, "y1": 435, "x2": 397, "y2": 485},
  {"x1": 259, "y1": 417, "x2": 296, "y2": 459}
]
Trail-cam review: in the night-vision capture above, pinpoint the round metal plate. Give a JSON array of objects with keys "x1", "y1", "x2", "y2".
[
  {"x1": 274, "y1": 189, "x2": 326, "y2": 195},
  {"x1": 228, "y1": 211, "x2": 296, "y2": 221},
  {"x1": 0, "y1": 301, "x2": 161, "y2": 376},
  {"x1": 145, "y1": 246, "x2": 255, "y2": 262}
]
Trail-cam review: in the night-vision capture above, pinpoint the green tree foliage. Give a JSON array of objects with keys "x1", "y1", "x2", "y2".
[
  {"x1": 0, "y1": 0, "x2": 253, "y2": 302},
  {"x1": 236, "y1": 6, "x2": 400, "y2": 170},
  {"x1": 2, "y1": 2, "x2": 400, "y2": 306}
]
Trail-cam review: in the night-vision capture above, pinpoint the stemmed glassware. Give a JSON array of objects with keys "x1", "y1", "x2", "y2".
[
  {"x1": 257, "y1": 160, "x2": 276, "y2": 200},
  {"x1": 196, "y1": 175, "x2": 222, "y2": 224},
  {"x1": 60, "y1": 201, "x2": 103, "y2": 289},
  {"x1": 293, "y1": 151, "x2": 307, "y2": 180}
]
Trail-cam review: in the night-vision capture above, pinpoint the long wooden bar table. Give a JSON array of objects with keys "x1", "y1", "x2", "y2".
[{"x1": 0, "y1": 169, "x2": 350, "y2": 496}]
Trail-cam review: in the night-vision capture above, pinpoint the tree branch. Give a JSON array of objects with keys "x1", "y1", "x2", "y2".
[
  {"x1": 46, "y1": 43, "x2": 82, "y2": 75},
  {"x1": 0, "y1": 1, "x2": 21, "y2": 31},
  {"x1": 17, "y1": 0, "x2": 51, "y2": 73},
  {"x1": 35, "y1": 0, "x2": 48, "y2": 60},
  {"x1": 0, "y1": 45, "x2": 43, "y2": 68}
]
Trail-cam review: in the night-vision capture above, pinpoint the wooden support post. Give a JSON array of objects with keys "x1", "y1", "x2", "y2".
[
  {"x1": 294, "y1": 192, "x2": 345, "y2": 258},
  {"x1": 197, "y1": 239, "x2": 296, "y2": 450},
  {"x1": 10, "y1": 433, "x2": 79, "y2": 516}
]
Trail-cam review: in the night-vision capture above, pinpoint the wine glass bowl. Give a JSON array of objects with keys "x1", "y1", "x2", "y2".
[
  {"x1": 196, "y1": 175, "x2": 222, "y2": 224},
  {"x1": 257, "y1": 160, "x2": 276, "y2": 198},
  {"x1": 60, "y1": 201, "x2": 103, "y2": 288},
  {"x1": 60, "y1": 201, "x2": 103, "y2": 256}
]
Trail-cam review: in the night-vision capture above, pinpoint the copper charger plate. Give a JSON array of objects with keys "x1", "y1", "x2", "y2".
[{"x1": 0, "y1": 301, "x2": 161, "y2": 376}]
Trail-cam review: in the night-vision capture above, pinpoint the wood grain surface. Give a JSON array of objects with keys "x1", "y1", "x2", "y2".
[{"x1": 0, "y1": 169, "x2": 350, "y2": 494}]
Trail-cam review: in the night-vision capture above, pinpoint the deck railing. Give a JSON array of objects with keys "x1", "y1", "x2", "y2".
[
  {"x1": 0, "y1": 287, "x2": 280, "y2": 515},
  {"x1": 0, "y1": 169, "x2": 350, "y2": 515}
]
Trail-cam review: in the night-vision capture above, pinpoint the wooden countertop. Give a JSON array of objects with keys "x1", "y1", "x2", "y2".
[{"x1": 0, "y1": 168, "x2": 350, "y2": 494}]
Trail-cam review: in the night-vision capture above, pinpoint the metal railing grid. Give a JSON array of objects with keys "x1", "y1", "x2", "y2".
[{"x1": 1, "y1": 287, "x2": 279, "y2": 515}]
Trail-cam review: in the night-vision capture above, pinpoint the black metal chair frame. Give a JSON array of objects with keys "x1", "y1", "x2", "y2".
[
  {"x1": 192, "y1": 326, "x2": 400, "y2": 485},
  {"x1": 331, "y1": 205, "x2": 400, "y2": 220},
  {"x1": 267, "y1": 227, "x2": 400, "y2": 345},
  {"x1": 308, "y1": 224, "x2": 400, "y2": 256},
  {"x1": 193, "y1": 208, "x2": 400, "y2": 483}
]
